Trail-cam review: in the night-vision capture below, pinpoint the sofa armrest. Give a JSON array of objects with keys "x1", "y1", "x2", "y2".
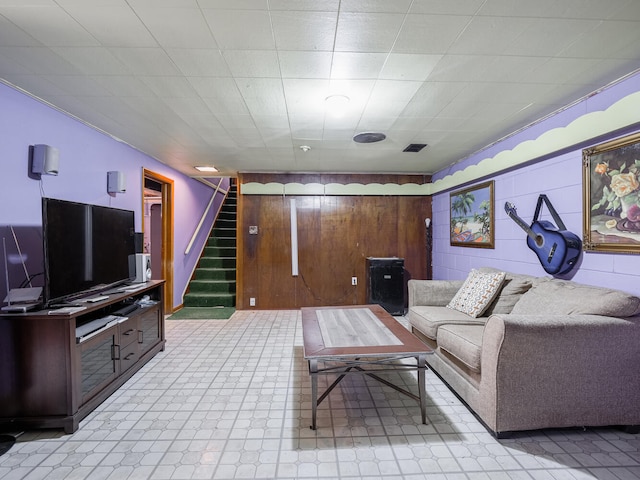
[
  {"x1": 480, "y1": 313, "x2": 640, "y2": 432},
  {"x1": 407, "y1": 279, "x2": 464, "y2": 307}
]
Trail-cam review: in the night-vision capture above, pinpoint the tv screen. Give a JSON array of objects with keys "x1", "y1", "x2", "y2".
[{"x1": 42, "y1": 198, "x2": 135, "y2": 306}]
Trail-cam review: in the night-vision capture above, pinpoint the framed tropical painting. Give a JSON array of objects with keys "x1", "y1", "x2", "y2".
[
  {"x1": 583, "y1": 131, "x2": 640, "y2": 253},
  {"x1": 450, "y1": 181, "x2": 495, "y2": 248}
]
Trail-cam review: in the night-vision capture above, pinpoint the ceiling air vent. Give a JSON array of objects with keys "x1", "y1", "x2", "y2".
[
  {"x1": 353, "y1": 132, "x2": 386, "y2": 143},
  {"x1": 403, "y1": 143, "x2": 428, "y2": 153}
]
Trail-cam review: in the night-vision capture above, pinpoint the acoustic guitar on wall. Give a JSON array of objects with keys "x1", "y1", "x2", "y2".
[{"x1": 504, "y1": 201, "x2": 581, "y2": 275}]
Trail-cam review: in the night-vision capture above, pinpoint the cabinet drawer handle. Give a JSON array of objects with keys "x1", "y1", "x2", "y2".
[
  {"x1": 123, "y1": 329, "x2": 136, "y2": 336},
  {"x1": 124, "y1": 352, "x2": 136, "y2": 361},
  {"x1": 138, "y1": 331, "x2": 144, "y2": 344},
  {"x1": 111, "y1": 344, "x2": 121, "y2": 360}
]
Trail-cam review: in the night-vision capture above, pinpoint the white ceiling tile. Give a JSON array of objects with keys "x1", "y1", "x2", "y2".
[
  {"x1": 132, "y1": 7, "x2": 217, "y2": 48},
  {"x1": 477, "y1": 0, "x2": 631, "y2": 20},
  {"x1": 235, "y1": 78, "x2": 287, "y2": 116},
  {"x1": 189, "y1": 77, "x2": 242, "y2": 99},
  {"x1": 279, "y1": 51, "x2": 332, "y2": 79},
  {"x1": 0, "y1": 15, "x2": 40, "y2": 46},
  {"x1": 161, "y1": 96, "x2": 211, "y2": 118},
  {"x1": 0, "y1": 46, "x2": 82, "y2": 75},
  {"x1": 108, "y1": 48, "x2": 181, "y2": 75},
  {"x1": 340, "y1": 0, "x2": 413, "y2": 13},
  {"x1": 223, "y1": 50, "x2": 280, "y2": 78},
  {"x1": 139, "y1": 76, "x2": 198, "y2": 98},
  {"x1": 269, "y1": 0, "x2": 339, "y2": 11},
  {"x1": 41, "y1": 75, "x2": 113, "y2": 97},
  {"x1": 502, "y1": 18, "x2": 601, "y2": 57},
  {"x1": 252, "y1": 115, "x2": 290, "y2": 130},
  {"x1": 330, "y1": 52, "x2": 387, "y2": 79},
  {"x1": 89, "y1": 75, "x2": 153, "y2": 97},
  {"x1": 197, "y1": 0, "x2": 268, "y2": 9},
  {"x1": 560, "y1": 20, "x2": 640, "y2": 59},
  {"x1": 335, "y1": 12, "x2": 404, "y2": 52},
  {"x1": 409, "y1": 0, "x2": 485, "y2": 15},
  {"x1": 202, "y1": 9, "x2": 274, "y2": 49},
  {"x1": 394, "y1": 14, "x2": 472, "y2": 54},
  {"x1": 282, "y1": 78, "x2": 330, "y2": 116},
  {"x1": 448, "y1": 16, "x2": 536, "y2": 55},
  {"x1": 51, "y1": 47, "x2": 129, "y2": 75},
  {"x1": 379, "y1": 54, "x2": 442, "y2": 81},
  {"x1": 0, "y1": 6, "x2": 98, "y2": 46},
  {"x1": 127, "y1": 0, "x2": 199, "y2": 7},
  {"x1": 202, "y1": 96, "x2": 250, "y2": 116},
  {"x1": 271, "y1": 11, "x2": 337, "y2": 51},
  {"x1": 166, "y1": 49, "x2": 231, "y2": 77},
  {"x1": 62, "y1": 5, "x2": 157, "y2": 47}
]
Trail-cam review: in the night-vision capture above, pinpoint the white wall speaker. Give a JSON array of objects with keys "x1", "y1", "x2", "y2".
[
  {"x1": 107, "y1": 171, "x2": 126, "y2": 193},
  {"x1": 129, "y1": 253, "x2": 152, "y2": 283},
  {"x1": 31, "y1": 144, "x2": 59, "y2": 176}
]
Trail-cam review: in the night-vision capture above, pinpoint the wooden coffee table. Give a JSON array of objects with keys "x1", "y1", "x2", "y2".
[{"x1": 301, "y1": 304, "x2": 433, "y2": 430}]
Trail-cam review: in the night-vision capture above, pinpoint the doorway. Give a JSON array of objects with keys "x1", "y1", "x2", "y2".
[{"x1": 143, "y1": 169, "x2": 174, "y2": 314}]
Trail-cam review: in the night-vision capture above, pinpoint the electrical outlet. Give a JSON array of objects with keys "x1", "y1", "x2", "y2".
[
  {"x1": 351, "y1": 277, "x2": 357, "y2": 286},
  {"x1": 249, "y1": 297, "x2": 256, "y2": 307}
]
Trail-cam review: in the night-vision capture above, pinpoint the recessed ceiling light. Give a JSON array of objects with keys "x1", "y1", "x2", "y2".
[
  {"x1": 353, "y1": 132, "x2": 386, "y2": 144},
  {"x1": 299, "y1": 145, "x2": 311, "y2": 152},
  {"x1": 325, "y1": 94, "x2": 350, "y2": 116},
  {"x1": 195, "y1": 166, "x2": 218, "y2": 172}
]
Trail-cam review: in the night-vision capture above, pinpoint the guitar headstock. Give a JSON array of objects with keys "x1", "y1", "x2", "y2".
[{"x1": 504, "y1": 202, "x2": 516, "y2": 216}]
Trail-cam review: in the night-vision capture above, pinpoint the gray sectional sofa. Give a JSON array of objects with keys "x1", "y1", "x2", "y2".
[{"x1": 408, "y1": 267, "x2": 640, "y2": 437}]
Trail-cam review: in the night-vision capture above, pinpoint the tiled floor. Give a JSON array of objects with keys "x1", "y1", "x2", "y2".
[{"x1": 1, "y1": 310, "x2": 639, "y2": 480}]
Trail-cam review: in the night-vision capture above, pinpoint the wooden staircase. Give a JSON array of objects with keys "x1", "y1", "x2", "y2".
[{"x1": 183, "y1": 184, "x2": 236, "y2": 308}]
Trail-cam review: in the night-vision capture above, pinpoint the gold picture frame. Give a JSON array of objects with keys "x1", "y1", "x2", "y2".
[
  {"x1": 450, "y1": 180, "x2": 495, "y2": 248},
  {"x1": 583, "y1": 131, "x2": 640, "y2": 253}
]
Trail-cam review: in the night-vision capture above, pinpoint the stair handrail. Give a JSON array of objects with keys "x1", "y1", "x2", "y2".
[{"x1": 185, "y1": 177, "x2": 226, "y2": 255}]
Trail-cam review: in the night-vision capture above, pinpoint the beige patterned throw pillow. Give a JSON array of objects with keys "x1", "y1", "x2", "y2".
[{"x1": 446, "y1": 269, "x2": 506, "y2": 318}]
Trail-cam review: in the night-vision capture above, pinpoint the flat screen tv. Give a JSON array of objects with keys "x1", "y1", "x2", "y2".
[{"x1": 42, "y1": 198, "x2": 136, "y2": 306}]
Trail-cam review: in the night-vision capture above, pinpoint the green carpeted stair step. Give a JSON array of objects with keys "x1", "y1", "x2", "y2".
[
  {"x1": 183, "y1": 291, "x2": 235, "y2": 307},
  {"x1": 188, "y1": 278, "x2": 236, "y2": 293},
  {"x1": 203, "y1": 245, "x2": 236, "y2": 257},
  {"x1": 207, "y1": 236, "x2": 235, "y2": 248},
  {"x1": 198, "y1": 257, "x2": 236, "y2": 269},
  {"x1": 193, "y1": 267, "x2": 236, "y2": 281}
]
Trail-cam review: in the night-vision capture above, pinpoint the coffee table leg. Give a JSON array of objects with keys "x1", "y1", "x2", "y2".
[
  {"x1": 418, "y1": 354, "x2": 427, "y2": 425},
  {"x1": 309, "y1": 359, "x2": 318, "y2": 430}
]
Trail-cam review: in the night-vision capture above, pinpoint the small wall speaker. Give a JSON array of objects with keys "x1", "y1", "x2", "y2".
[
  {"x1": 129, "y1": 253, "x2": 152, "y2": 283},
  {"x1": 107, "y1": 171, "x2": 126, "y2": 193},
  {"x1": 31, "y1": 144, "x2": 59, "y2": 176}
]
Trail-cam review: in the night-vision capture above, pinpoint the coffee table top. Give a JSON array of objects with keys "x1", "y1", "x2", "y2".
[{"x1": 302, "y1": 304, "x2": 431, "y2": 359}]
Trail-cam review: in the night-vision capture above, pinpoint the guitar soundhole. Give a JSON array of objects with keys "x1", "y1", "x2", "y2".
[{"x1": 535, "y1": 235, "x2": 544, "y2": 247}]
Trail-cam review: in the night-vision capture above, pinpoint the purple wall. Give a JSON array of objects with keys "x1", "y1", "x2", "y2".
[
  {"x1": 432, "y1": 74, "x2": 640, "y2": 296},
  {"x1": 0, "y1": 82, "x2": 224, "y2": 310}
]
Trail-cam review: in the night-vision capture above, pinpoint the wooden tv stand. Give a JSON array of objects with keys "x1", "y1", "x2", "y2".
[{"x1": 0, "y1": 280, "x2": 165, "y2": 434}]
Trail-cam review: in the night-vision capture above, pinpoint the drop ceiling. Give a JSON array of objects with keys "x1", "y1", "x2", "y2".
[{"x1": 1, "y1": 0, "x2": 640, "y2": 178}]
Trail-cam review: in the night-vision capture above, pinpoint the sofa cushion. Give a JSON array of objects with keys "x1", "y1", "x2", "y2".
[
  {"x1": 478, "y1": 267, "x2": 537, "y2": 315},
  {"x1": 511, "y1": 278, "x2": 640, "y2": 317},
  {"x1": 408, "y1": 306, "x2": 486, "y2": 340},
  {"x1": 437, "y1": 324, "x2": 484, "y2": 373},
  {"x1": 446, "y1": 269, "x2": 506, "y2": 317}
]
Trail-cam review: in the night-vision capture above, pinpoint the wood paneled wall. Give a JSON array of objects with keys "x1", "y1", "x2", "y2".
[{"x1": 237, "y1": 173, "x2": 431, "y2": 310}]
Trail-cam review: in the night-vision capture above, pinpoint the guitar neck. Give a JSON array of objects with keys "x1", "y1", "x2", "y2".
[{"x1": 505, "y1": 204, "x2": 539, "y2": 242}]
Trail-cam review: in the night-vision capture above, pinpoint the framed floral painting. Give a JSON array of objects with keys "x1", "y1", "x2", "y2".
[
  {"x1": 450, "y1": 181, "x2": 494, "y2": 248},
  {"x1": 583, "y1": 132, "x2": 640, "y2": 253}
]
